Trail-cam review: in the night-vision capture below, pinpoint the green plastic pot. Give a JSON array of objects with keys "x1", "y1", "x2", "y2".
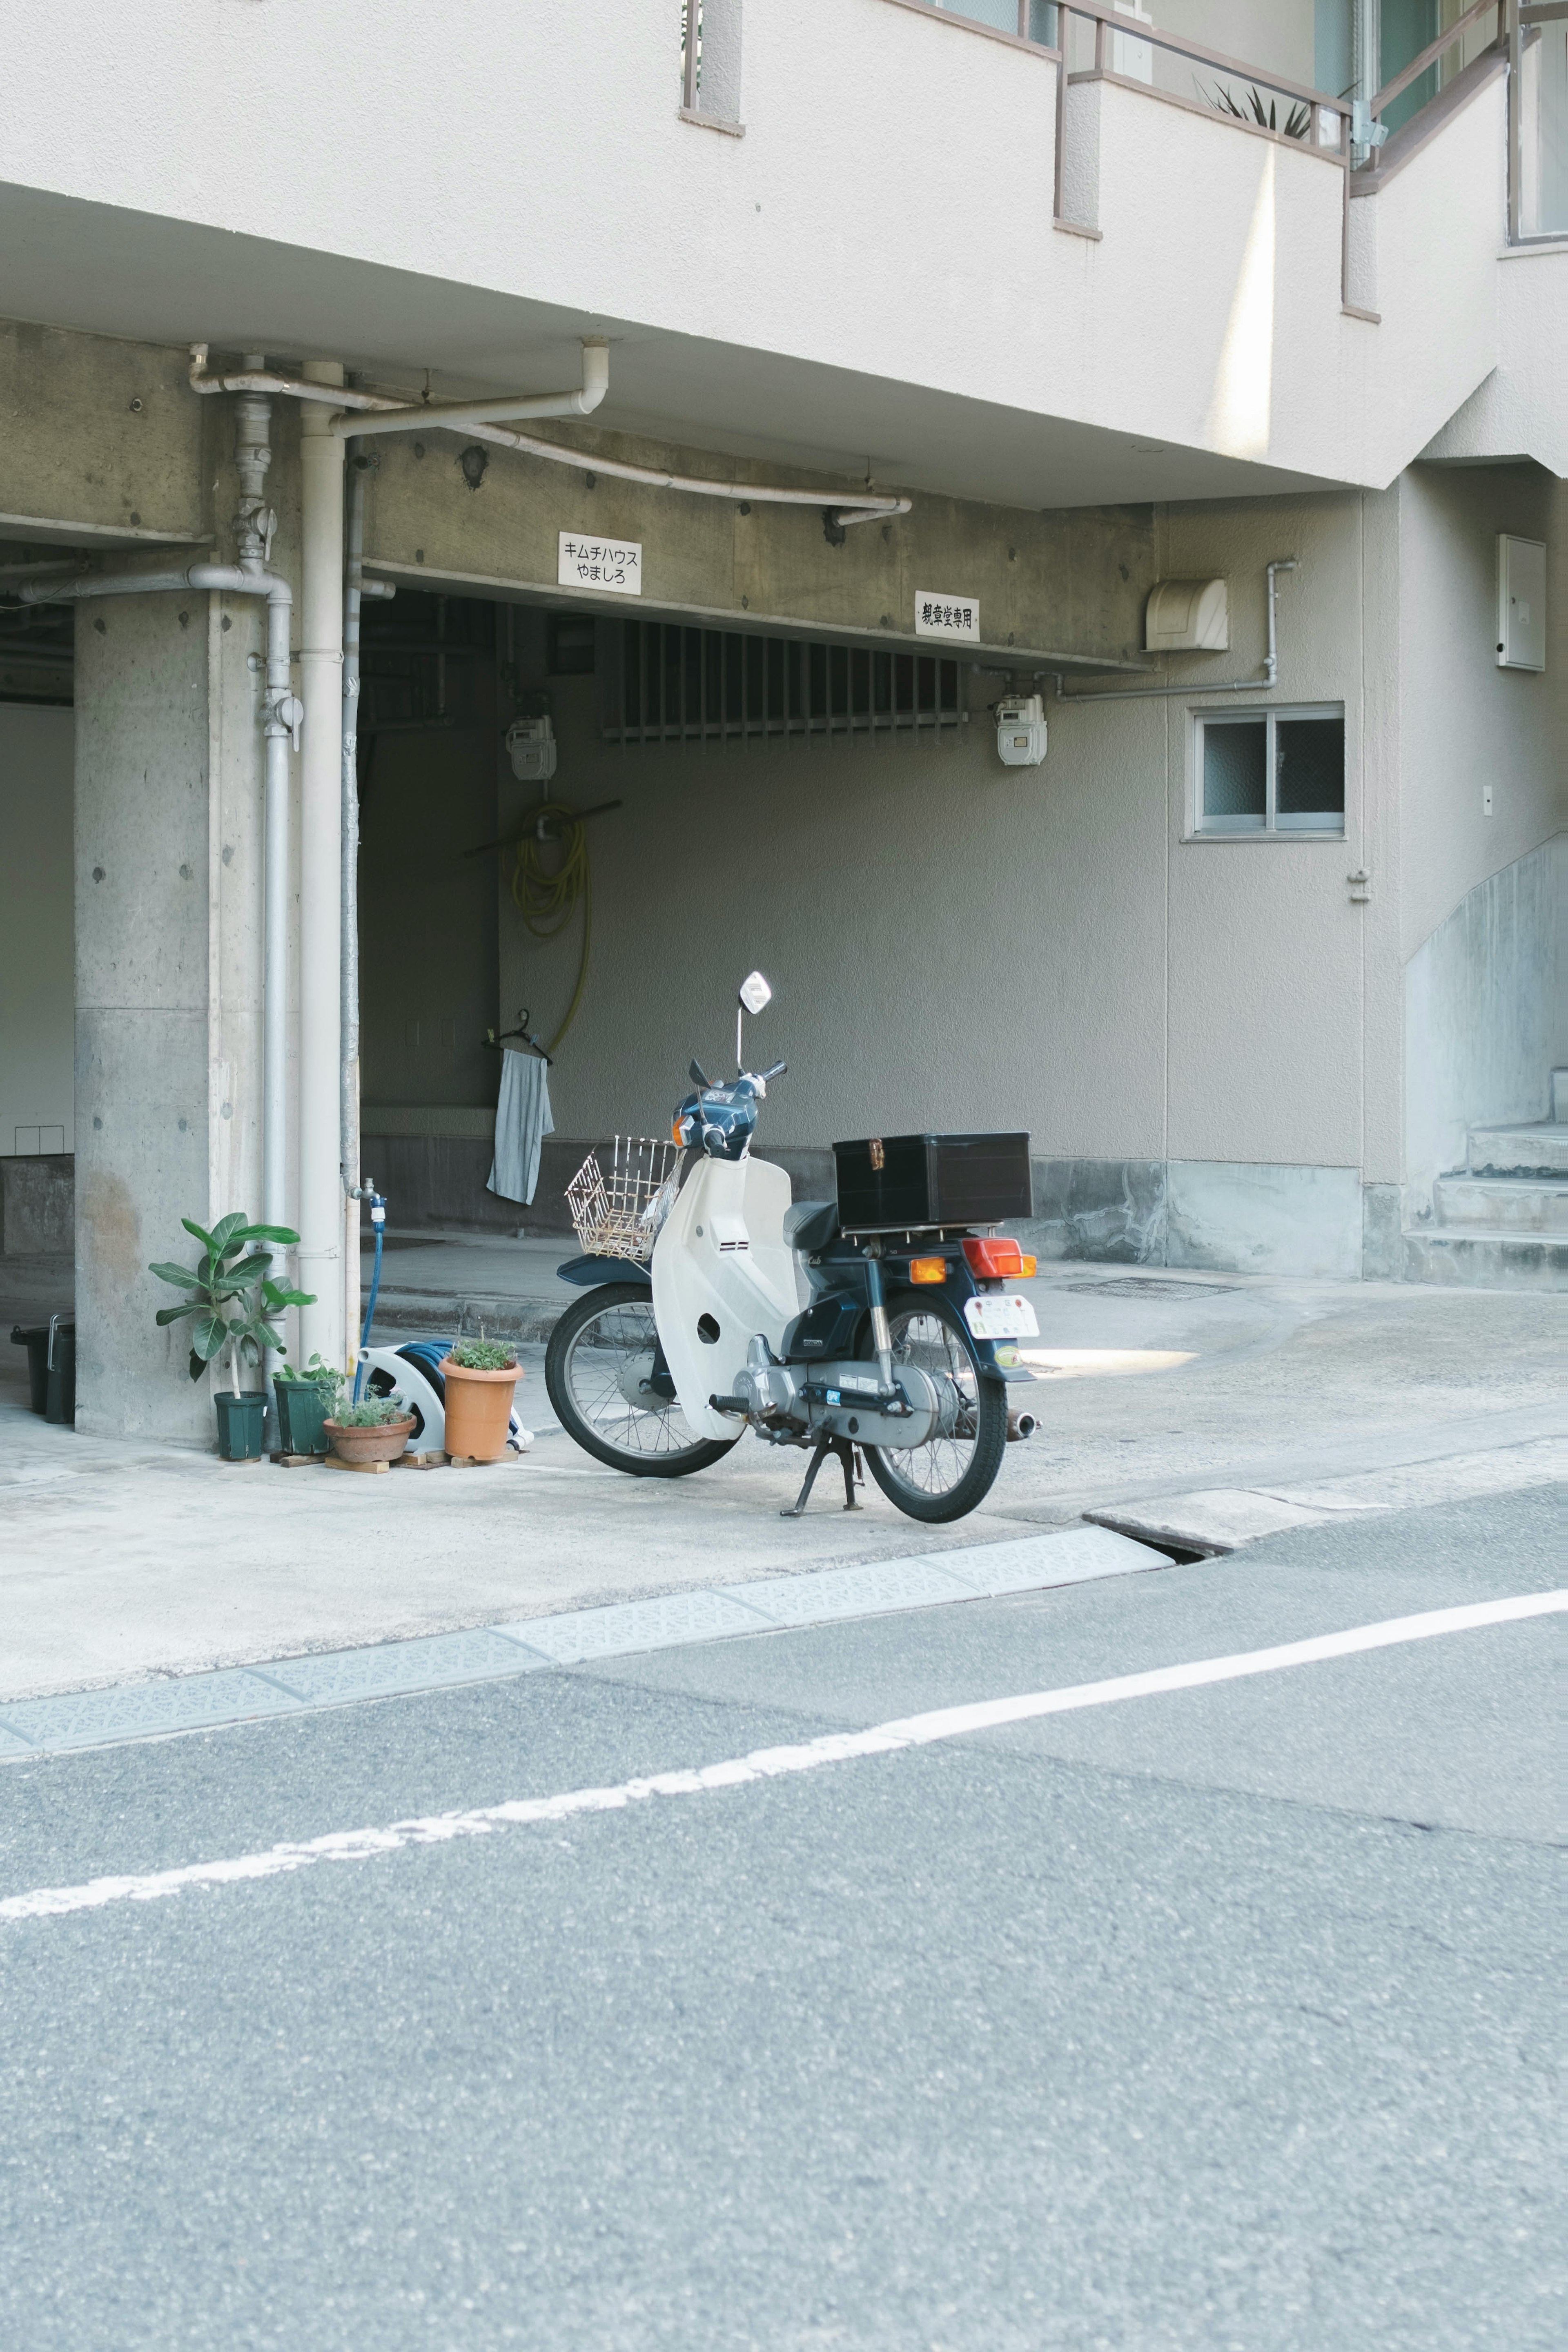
[
  {"x1": 273, "y1": 1377, "x2": 334, "y2": 1457},
  {"x1": 214, "y1": 1390, "x2": 267, "y2": 1461}
]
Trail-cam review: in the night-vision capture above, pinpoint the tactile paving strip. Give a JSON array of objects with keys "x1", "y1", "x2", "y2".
[
  {"x1": 497, "y1": 1588, "x2": 771, "y2": 1665},
  {"x1": 0, "y1": 1669, "x2": 302, "y2": 1754},
  {"x1": 255, "y1": 1627, "x2": 549, "y2": 1706},
  {"x1": 719, "y1": 1554, "x2": 979, "y2": 1627}
]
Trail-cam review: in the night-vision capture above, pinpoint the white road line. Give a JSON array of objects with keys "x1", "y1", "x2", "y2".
[{"x1": 3, "y1": 1591, "x2": 1559, "y2": 1926}]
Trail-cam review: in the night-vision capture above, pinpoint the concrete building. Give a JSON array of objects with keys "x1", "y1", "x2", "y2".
[{"x1": 0, "y1": 0, "x2": 1562, "y2": 1445}]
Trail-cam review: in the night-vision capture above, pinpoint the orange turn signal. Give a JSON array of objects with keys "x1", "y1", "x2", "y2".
[
  {"x1": 1020, "y1": 1254, "x2": 1037, "y2": 1276},
  {"x1": 909, "y1": 1255, "x2": 947, "y2": 1285}
]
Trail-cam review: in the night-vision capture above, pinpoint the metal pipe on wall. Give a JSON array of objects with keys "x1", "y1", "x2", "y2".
[
  {"x1": 297, "y1": 363, "x2": 347, "y2": 1372},
  {"x1": 1051, "y1": 559, "x2": 1298, "y2": 702},
  {"x1": 189, "y1": 342, "x2": 909, "y2": 528},
  {"x1": 340, "y1": 442, "x2": 374, "y2": 1373}
]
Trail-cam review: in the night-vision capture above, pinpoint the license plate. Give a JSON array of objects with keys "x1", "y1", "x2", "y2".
[{"x1": 963, "y1": 1293, "x2": 1039, "y2": 1341}]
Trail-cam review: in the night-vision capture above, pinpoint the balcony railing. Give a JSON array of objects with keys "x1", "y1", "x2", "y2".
[{"x1": 881, "y1": 1, "x2": 1558, "y2": 307}]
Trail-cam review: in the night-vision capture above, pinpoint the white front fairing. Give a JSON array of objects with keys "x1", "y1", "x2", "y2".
[{"x1": 651, "y1": 1154, "x2": 802, "y2": 1442}]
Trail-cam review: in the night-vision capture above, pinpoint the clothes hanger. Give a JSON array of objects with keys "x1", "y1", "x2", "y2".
[{"x1": 482, "y1": 1009, "x2": 554, "y2": 1067}]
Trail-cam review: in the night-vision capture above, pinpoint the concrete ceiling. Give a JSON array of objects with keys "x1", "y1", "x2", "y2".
[{"x1": 0, "y1": 179, "x2": 1345, "y2": 516}]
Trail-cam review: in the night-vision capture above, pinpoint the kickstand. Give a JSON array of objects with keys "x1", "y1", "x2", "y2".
[{"x1": 781, "y1": 1435, "x2": 864, "y2": 1520}]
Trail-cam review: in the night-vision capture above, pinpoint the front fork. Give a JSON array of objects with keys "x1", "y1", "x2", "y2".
[{"x1": 864, "y1": 1247, "x2": 895, "y2": 1390}]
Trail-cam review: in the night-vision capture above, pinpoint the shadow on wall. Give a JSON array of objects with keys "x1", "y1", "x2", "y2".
[{"x1": 1404, "y1": 835, "x2": 1566, "y2": 1216}]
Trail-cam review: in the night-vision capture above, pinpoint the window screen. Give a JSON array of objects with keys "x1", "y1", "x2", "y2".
[
  {"x1": 1275, "y1": 715, "x2": 1345, "y2": 828},
  {"x1": 1202, "y1": 719, "x2": 1267, "y2": 829}
]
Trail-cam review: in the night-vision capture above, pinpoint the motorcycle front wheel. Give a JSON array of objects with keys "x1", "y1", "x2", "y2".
[
  {"x1": 544, "y1": 1282, "x2": 740, "y2": 1478},
  {"x1": 863, "y1": 1289, "x2": 1009, "y2": 1523}
]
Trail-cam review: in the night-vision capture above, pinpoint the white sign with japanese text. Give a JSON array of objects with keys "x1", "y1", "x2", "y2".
[
  {"x1": 558, "y1": 533, "x2": 642, "y2": 595},
  {"x1": 914, "y1": 590, "x2": 980, "y2": 643}
]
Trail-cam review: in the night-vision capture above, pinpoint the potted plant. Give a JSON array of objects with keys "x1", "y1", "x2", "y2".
[
  {"x1": 272, "y1": 1352, "x2": 344, "y2": 1457},
  {"x1": 440, "y1": 1335, "x2": 521, "y2": 1461},
  {"x1": 322, "y1": 1392, "x2": 416, "y2": 1468},
  {"x1": 149, "y1": 1213, "x2": 315, "y2": 1460}
]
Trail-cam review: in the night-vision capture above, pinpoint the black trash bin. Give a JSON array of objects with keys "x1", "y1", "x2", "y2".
[
  {"x1": 9, "y1": 1316, "x2": 75, "y2": 1421},
  {"x1": 45, "y1": 1320, "x2": 77, "y2": 1425}
]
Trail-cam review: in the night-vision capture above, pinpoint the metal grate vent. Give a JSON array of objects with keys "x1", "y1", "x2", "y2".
[
  {"x1": 1067, "y1": 1276, "x2": 1242, "y2": 1298},
  {"x1": 604, "y1": 618, "x2": 965, "y2": 747}
]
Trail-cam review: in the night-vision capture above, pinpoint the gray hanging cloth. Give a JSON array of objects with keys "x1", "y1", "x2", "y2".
[{"x1": 486, "y1": 1047, "x2": 555, "y2": 1205}]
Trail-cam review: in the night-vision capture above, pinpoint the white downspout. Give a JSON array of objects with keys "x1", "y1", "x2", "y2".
[
  {"x1": 297, "y1": 363, "x2": 347, "y2": 1372},
  {"x1": 341, "y1": 443, "x2": 369, "y2": 1373}
]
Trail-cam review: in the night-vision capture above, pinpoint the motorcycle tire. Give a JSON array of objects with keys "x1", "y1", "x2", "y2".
[
  {"x1": 862, "y1": 1287, "x2": 1009, "y2": 1524},
  {"x1": 545, "y1": 1281, "x2": 740, "y2": 1479}
]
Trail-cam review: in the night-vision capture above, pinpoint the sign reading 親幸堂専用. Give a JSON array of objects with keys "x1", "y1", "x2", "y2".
[
  {"x1": 558, "y1": 534, "x2": 642, "y2": 595},
  {"x1": 914, "y1": 590, "x2": 980, "y2": 643}
]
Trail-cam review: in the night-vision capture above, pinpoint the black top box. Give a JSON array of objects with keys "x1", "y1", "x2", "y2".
[{"x1": 832, "y1": 1132, "x2": 1033, "y2": 1234}]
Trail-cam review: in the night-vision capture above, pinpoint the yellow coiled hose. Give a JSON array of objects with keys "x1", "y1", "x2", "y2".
[{"x1": 509, "y1": 802, "x2": 590, "y2": 1051}]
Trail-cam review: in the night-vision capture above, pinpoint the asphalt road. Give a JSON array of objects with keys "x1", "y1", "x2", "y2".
[{"x1": 2, "y1": 1486, "x2": 1561, "y2": 2351}]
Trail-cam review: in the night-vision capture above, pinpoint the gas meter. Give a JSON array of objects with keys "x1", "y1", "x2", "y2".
[
  {"x1": 505, "y1": 714, "x2": 558, "y2": 785},
  {"x1": 996, "y1": 693, "x2": 1047, "y2": 768}
]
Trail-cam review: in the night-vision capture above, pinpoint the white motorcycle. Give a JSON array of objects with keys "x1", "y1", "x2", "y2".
[{"x1": 545, "y1": 975, "x2": 1040, "y2": 1523}]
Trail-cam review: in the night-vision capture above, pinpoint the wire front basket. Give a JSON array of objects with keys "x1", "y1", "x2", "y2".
[{"x1": 566, "y1": 1136, "x2": 680, "y2": 1264}]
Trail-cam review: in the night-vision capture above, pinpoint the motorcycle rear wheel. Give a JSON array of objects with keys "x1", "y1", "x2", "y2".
[
  {"x1": 863, "y1": 1289, "x2": 1008, "y2": 1523},
  {"x1": 545, "y1": 1282, "x2": 739, "y2": 1478}
]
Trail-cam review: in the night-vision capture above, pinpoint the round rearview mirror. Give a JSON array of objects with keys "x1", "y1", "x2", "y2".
[{"x1": 738, "y1": 971, "x2": 773, "y2": 1015}]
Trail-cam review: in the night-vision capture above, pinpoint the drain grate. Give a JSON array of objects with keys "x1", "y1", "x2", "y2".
[{"x1": 1066, "y1": 1276, "x2": 1241, "y2": 1299}]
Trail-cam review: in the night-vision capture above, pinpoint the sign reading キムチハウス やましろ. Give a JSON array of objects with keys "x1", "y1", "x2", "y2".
[
  {"x1": 558, "y1": 534, "x2": 642, "y2": 594},
  {"x1": 914, "y1": 591, "x2": 980, "y2": 642}
]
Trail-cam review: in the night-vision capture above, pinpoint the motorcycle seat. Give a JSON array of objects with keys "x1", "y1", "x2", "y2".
[{"x1": 784, "y1": 1199, "x2": 839, "y2": 1255}]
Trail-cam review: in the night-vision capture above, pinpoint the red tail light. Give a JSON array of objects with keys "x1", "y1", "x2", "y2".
[{"x1": 962, "y1": 1236, "x2": 1036, "y2": 1279}]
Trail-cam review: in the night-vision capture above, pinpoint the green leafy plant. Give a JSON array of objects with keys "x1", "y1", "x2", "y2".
[
  {"x1": 328, "y1": 1395, "x2": 411, "y2": 1428},
  {"x1": 149, "y1": 1214, "x2": 315, "y2": 1388},
  {"x1": 448, "y1": 1338, "x2": 518, "y2": 1371},
  {"x1": 1209, "y1": 82, "x2": 1312, "y2": 140},
  {"x1": 275, "y1": 1351, "x2": 345, "y2": 1405}
]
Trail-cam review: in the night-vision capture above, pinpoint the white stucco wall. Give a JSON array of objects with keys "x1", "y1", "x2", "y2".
[
  {"x1": 0, "y1": 1, "x2": 1517, "y2": 498},
  {"x1": 484, "y1": 494, "x2": 1381, "y2": 1197},
  {"x1": 0, "y1": 702, "x2": 74, "y2": 1158},
  {"x1": 1398, "y1": 464, "x2": 1564, "y2": 961}
]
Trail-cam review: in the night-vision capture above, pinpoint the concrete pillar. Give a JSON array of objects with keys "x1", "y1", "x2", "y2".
[
  {"x1": 297, "y1": 365, "x2": 346, "y2": 1369},
  {"x1": 74, "y1": 595, "x2": 213, "y2": 1441}
]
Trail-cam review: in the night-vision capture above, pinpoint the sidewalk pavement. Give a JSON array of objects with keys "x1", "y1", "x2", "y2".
[{"x1": 2, "y1": 1247, "x2": 1562, "y2": 1705}]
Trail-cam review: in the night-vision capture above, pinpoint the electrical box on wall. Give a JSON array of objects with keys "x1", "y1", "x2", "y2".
[
  {"x1": 996, "y1": 694, "x2": 1048, "y2": 767},
  {"x1": 1145, "y1": 578, "x2": 1229, "y2": 653},
  {"x1": 1497, "y1": 536, "x2": 1546, "y2": 671}
]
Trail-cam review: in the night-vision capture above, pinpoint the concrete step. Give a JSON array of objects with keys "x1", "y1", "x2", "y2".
[
  {"x1": 1431, "y1": 1175, "x2": 1568, "y2": 1234},
  {"x1": 1401, "y1": 1228, "x2": 1568, "y2": 1289},
  {"x1": 1466, "y1": 1120, "x2": 1568, "y2": 1177},
  {"x1": 1554, "y1": 1069, "x2": 1568, "y2": 1123}
]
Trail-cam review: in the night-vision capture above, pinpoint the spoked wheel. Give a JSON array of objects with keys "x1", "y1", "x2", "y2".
[
  {"x1": 863, "y1": 1288, "x2": 1008, "y2": 1524},
  {"x1": 544, "y1": 1282, "x2": 739, "y2": 1479}
]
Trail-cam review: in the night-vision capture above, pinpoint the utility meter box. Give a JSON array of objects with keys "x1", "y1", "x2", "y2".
[
  {"x1": 996, "y1": 693, "x2": 1048, "y2": 767},
  {"x1": 506, "y1": 714, "x2": 558, "y2": 784},
  {"x1": 1145, "y1": 577, "x2": 1229, "y2": 653},
  {"x1": 1497, "y1": 536, "x2": 1546, "y2": 671}
]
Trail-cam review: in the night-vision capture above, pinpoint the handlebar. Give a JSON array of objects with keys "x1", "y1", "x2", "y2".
[{"x1": 757, "y1": 1059, "x2": 787, "y2": 1081}]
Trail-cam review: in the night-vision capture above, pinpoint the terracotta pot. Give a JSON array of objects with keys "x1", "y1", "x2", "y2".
[
  {"x1": 323, "y1": 1414, "x2": 415, "y2": 1467},
  {"x1": 439, "y1": 1358, "x2": 519, "y2": 1460}
]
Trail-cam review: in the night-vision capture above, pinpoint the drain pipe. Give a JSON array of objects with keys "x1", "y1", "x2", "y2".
[
  {"x1": 1053, "y1": 559, "x2": 1298, "y2": 703},
  {"x1": 189, "y1": 343, "x2": 909, "y2": 530},
  {"x1": 297, "y1": 364, "x2": 347, "y2": 1374},
  {"x1": 339, "y1": 441, "x2": 385, "y2": 1371}
]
